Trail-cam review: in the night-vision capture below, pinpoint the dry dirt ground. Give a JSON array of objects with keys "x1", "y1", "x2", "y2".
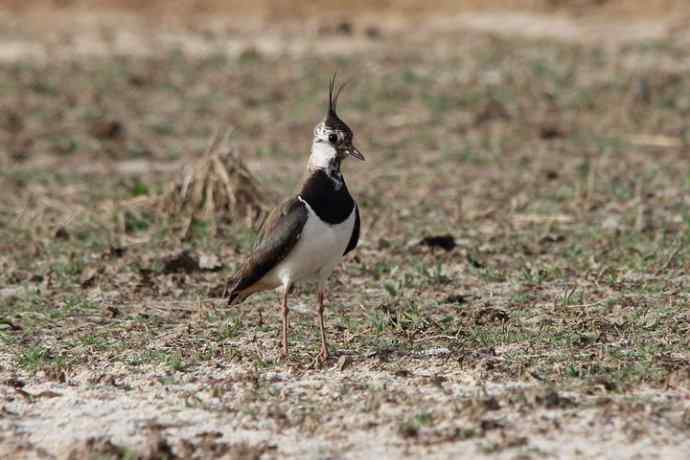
[{"x1": 1, "y1": 7, "x2": 690, "y2": 460}]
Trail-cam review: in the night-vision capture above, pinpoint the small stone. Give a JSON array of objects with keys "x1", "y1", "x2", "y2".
[
  {"x1": 337, "y1": 355, "x2": 352, "y2": 371},
  {"x1": 198, "y1": 254, "x2": 223, "y2": 271},
  {"x1": 601, "y1": 215, "x2": 622, "y2": 234},
  {"x1": 80, "y1": 267, "x2": 98, "y2": 288},
  {"x1": 54, "y1": 227, "x2": 70, "y2": 240}
]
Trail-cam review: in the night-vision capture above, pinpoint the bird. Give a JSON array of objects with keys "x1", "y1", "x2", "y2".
[{"x1": 225, "y1": 74, "x2": 364, "y2": 362}]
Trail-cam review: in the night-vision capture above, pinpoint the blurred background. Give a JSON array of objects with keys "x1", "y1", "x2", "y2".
[
  {"x1": 2, "y1": 1, "x2": 690, "y2": 458},
  {"x1": 4, "y1": 0, "x2": 690, "y2": 18}
]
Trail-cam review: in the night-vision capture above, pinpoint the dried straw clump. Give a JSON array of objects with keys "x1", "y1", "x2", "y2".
[{"x1": 160, "y1": 131, "x2": 269, "y2": 239}]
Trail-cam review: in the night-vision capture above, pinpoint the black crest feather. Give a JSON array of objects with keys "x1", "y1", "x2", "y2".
[
  {"x1": 325, "y1": 73, "x2": 353, "y2": 137},
  {"x1": 328, "y1": 72, "x2": 337, "y2": 114},
  {"x1": 328, "y1": 72, "x2": 352, "y2": 114}
]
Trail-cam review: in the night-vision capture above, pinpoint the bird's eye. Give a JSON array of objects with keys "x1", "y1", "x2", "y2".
[{"x1": 328, "y1": 133, "x2": 338, "y2": 144}]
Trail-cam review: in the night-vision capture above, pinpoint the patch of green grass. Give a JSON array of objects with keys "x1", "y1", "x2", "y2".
[
  {"x1": 398, "y1": 411, "x2": 434, "y2": 438},
  {"x1": 0, "y1": 324, "x2": 17, "y2": 345},
  {"x1": 165, "y1": 352, "x2": 186, "y2": 371},
  {"x1": 123, "y1": 210, "x2": 153, "y2": 233},
  {"x1": 414, "y1": 261, "x2": 451, "y2": 285},
  {"x1": 52, "y1": 258, "x2": 85, "y2": 279},
  {"x1": 190, "y1": 218, "x2": 211, "y2": 240},
  {"x1": 220, "y1": 316, "x2": 243, "y2": 339},
  {"x1": 475, "y1": 267, "x2": 507, "y2": 283},
  {"x1": 148, "y1": 120, "x2": 176, "y2": 136},
  {"x1": 383, "y1": 281, "x2": 399, "y2": 298},
  {"x1": 130, "y1": 180, "x2": 150, "y2": 197},
  {"x1": 414, "y1": 412, "x2": 434, "y2": 427},
  {"x1": 79, "y1": 334, "x2": 111, "y2": 351},
  {"x1": 63, "y1": 296, "x2": 99, "y2": 312},
  {"x1": 19, "y1": 346, "x2": 61, "y2": 371},
  {"x1": 509, "y1": 291, "x2": 536, "y2": 306}
]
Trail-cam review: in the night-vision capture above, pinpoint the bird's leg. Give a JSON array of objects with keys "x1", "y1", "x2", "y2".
[
  {"x1": 317, "y1": 288, "x2": 329, "y2": 362},
  {"x1": 281, "y1": 287, "x2": 289, "y2": 359}
]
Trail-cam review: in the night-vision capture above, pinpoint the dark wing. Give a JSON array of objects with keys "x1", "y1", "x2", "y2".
[
  {"x1": 226, "y1": 197, "x2": 308, "y2": 303},
  {"x1": 343, "y1": 204, "x2": 360, "y2": 256},
  {"x1": 254, "y1": 197, "x2": 300, "y2": 248}
]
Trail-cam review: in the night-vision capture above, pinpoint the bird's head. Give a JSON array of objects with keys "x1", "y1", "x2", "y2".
[{"x1": 309, "y1": 74, "x2": 365, "y2": 172}]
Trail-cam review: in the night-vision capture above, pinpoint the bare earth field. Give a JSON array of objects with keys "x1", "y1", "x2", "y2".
[{"x1": 1, "y1": 8, "x2": 690, "y2": 460}]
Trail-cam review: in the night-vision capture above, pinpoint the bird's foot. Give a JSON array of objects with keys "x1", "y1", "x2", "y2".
[{"x1": 319, "y1": 346, "x2": 330, "y2": 363}]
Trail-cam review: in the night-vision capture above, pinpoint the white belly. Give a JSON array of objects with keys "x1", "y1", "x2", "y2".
[{"x1": 266, "y1": 198, "x2": 356, "y2": 288}]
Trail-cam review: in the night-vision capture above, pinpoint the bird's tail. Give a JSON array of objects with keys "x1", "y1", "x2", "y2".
[{"x1": 224, "y1": 277, "x2": 251, "y2": 306}]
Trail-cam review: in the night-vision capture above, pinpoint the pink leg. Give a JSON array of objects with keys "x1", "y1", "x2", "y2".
[
  {"x1": 281, "y1": 288, "x2": 289, "y2": 358},
  {"x1": 317, "y1": 289, "x2": 329, "y2": 362}
]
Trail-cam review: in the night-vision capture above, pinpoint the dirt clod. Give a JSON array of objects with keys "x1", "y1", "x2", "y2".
[
  {"x1": 418, "y1": 235, "x2": 456, "y2": 251},
  {"x1": 90, "y1": 119, "x2": 125, "y2": 140},
  {"x1": 54, "y1": 227, "x2": 69, "y2": 240},
  {"x1": 538, "y1": 389, "x2": 576, "y2": 409}
]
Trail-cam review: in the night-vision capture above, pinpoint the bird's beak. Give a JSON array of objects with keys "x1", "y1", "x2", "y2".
[{"x1": 346, "y1": 144, "x2": 365, "y2": 161}]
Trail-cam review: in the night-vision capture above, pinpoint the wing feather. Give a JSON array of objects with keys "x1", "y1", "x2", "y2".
[{"x1": 226, "y1": 197, "x2": 308, "y2": 303}]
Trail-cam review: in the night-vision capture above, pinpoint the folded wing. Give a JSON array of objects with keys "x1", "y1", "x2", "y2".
[{"x1": 226, "y1": 197, "x2": 308, "y2": 304}]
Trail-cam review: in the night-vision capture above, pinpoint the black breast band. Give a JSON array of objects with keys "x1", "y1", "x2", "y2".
[{"x1": 300, "y1": 169, "x2": 355, "y2": 224}]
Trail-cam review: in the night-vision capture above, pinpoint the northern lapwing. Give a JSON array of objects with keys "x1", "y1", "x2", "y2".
[{"x1": 225, "y1": 75, "x2": 364, "y2": 362}]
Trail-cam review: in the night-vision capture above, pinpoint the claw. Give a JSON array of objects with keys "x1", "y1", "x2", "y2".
[{"x1": 319, "y1": 346, "x2": 330, "y2": 363}]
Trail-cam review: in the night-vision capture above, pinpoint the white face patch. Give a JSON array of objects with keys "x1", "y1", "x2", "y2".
[
  {"x1": 308, "y1": 122, "x2": 344, "y2": 189},
  {"x1": 308, "y1": 140, "x2": 338, "y2": 171}
]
